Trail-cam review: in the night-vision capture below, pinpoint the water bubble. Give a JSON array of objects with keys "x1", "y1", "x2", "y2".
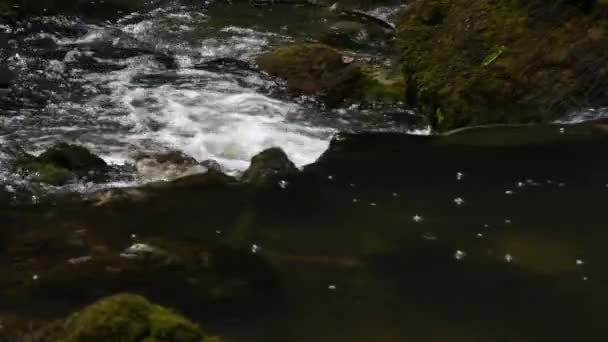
[
  {"x1": 215, "y1": 230, "x2": 222, "y2": 235},
  {"x1": 559, "y1": 127, "x2": 565, "y2": 134},
  {"x1": 349, "y1": 183, "x2": 356, "y2": 188},
  {"x1": 421, "y1": 232, "x2": 437, "y2": 240},
  {"x1": 328, "y1": 284, "x2": 337, "y2": 290},
  {"x1": 369, "y1": 202, "x2": 377, "y2": 207},
  {"x1": 517, "y1": 182, "x2": 525, "y2": 188},
  {"x1": 413, "y1": 214, "x2": 423, "y2": 223},
  {"x1": 32, "y1": 274, "x2": 39, "y2": 281},
  {"x1": 352, "y1": 198, "x2": 359, "y2": 203},
  {"x1": 130, "y1": 233, "x2": 137, "y2": 239},
  {"x1": 454, "y1": 250, "x2": 466, "y2": 261},
  {"x1": 476, "y1": 233, "x2": 484, "y2": 238},
  {"x1": 327, "y1": 175, "x2": 334, "y2": 180},
  {"x1": 453, "y1": 197, "x2": 465, "y2": 206},
  {"x1": 392, "y1": 192, "x2": 399, "y2": 197},
  {"x1": 31, "y1": 195, "x2": 38, "y2": 204},
  {"x1": 456, "y1": 172, "x2": 464, "y2": 181},
  {"x1": 505, "y1": 190, "x2": 514, "y2": 195},
  {"x1": 558, "y1": 183, "x2": 566, "y2": 187},
  {"x1": 251, "y1": 244, "x2": 260, "y2": 254},
  {"x1": 504, "y1": 254, "x2": 513, "y2": 263},
  {"x1": 484, "y1": 224, "x2": 490, "y2": 228},
  {"x1": 278, "y1": 180, "x2": 289, "y2": 189},
  {"x1": 576, "y1": 259, "x2": 585, "y2": 266},
  {"x1": 504, "y1": 219, "x2": 512, "y2": 224},
  {"x1": 583, "y1": 276, "x2": 589, "y2": 281}
]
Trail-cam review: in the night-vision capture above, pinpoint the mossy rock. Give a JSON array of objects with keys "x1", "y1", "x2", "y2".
[
  {"x1": 398, "y1": 0, "x2": 608, "y2": 130},
  {"x1": 16, "y1": 143, "x2": 109, "y2": 185},
  {"x1": 47, "y1": 293, "x2": 221, "y2": 342},
  {"x1": 241, "y1": 147, "x2": 299, "y2": 186},
  {"x1": 257, "y1": 43, "x2": 405, "y2": 106}
]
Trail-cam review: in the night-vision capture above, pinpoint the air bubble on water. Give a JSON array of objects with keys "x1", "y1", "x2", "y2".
[
  {"x1": 421, "y1": 232, "x2": 437, "y2": 240},
  {"x1": 456, "y1": 172, "x2": 464, "y2": 181},
  {"x1": 583, "y1": 276, "x2": 589, "y2": 281},
  {"x1": 32, "y1": 274, "x2": 39, "y2": 281},
  {"x1": 454, "y1": 250, "x2": 466, "y2": 261},
  {"x1": 559, "y1": 127, "x2": 565, "y2": 134},
  {"x1": 517, "y1": 182, "x2": 525, "y2": 188},
  {"x1": 558, "y1": 183, "x2": 566, "y2": 187},
  {"x1": 31, "y1": 195, "x2": 38, "y2": 204},
  {"x1": 327, "y1": 175, "x2": 334, "y2": 180},
  {"x1": 505, "y1": 190, "x2": 514, "y2": 195},
  {"x1": 349, "y1": 183, "x2": 356, "y2": 188},
  {"x1": 504, "y1": 254, "x2": 513, "y2": 263},
  {"x1": 369, "y1": 202, "x2": 377, "y2": 207},
  {"x1": 278, "y1": 180, "x2": 289, "y2": 189},
  {"x1": 352, "y1": 198, "x2": 359, "y2": 203},
  {"x1": 413, "y1": 214, "x2": 423, "y2": 223},
  {"x1": 576, "y1": 259, "x2": 585, "y2": 266},
  {"x1": 130, "y1": 233, "x2": 137, "y2": 239},
  {"x1": 504, "y1": 219, "x2": 512, "y2": 224},
  {"x1": 328, "y1": 284, "x2": 337, "y2": 291},
  {"x1": 476, "y1": 233, "x2": 484, "y2": 238},
  {"x1": 251, "y1": 244, "x2": 260, "y2": 254},
  {"x1": 215, "y1": 230, "x2": 222, "y2": 235},
  {"x1": 453, "y1": 197, "x2": 465, "y2": 206},
  {"x1": 392, "y1": 192, "x2": 398, "y2": 197}
]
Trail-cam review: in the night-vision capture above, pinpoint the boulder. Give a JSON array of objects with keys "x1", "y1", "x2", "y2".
[
  {"x1": 45, "y1": 293, "x2": 220, "y2": 342},
  {"x1": 241, "y1": 148, "x2": 299, "y2": 186},
  {"x1": 398, "y1": 0, "x2": 608, "y2": 130},
  {"x1": 257, "y1": 43, "x2": 405, "y2": 106}
]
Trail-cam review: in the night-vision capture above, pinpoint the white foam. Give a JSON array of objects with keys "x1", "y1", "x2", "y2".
[{"x1": 555, "y1": 107, "x2": 608, "y2": 124}]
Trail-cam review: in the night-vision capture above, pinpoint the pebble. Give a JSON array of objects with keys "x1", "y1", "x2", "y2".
[{"x1": 454, "y1": 250, "x2": 466, "y2": 260}]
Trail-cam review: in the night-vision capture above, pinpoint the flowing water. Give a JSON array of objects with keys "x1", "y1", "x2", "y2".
[{"x1": 2, "y1": 1, "x2": 608, "y2": 342}]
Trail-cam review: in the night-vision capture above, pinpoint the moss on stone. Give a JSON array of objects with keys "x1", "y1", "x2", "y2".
[
  {"x1": 50, "y1": 294, "x2": 216, "y2": 342},
  {"x1": 24, "y1": 161, "x2": 74, "y2": 186},
  {"x1": 398, "y1": 0, "x2": 608, "y2": 130}
]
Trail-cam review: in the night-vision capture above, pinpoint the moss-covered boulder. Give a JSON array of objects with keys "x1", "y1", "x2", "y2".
[
  {"x1": 398, "y1": 0, "x2": 608, "y2": 130},
  {"x1": 17, "y1": 143, "x2": 109, "y2": 185},
  {"x1": 241, "y1": 147, "x2": 299, "y2": 186},
  {"x1": 257, "y1": 43, "x2": 405, "y2": 106},
  {"x1": 47, "y1": 293, "x2": 220, "y2": 342}
]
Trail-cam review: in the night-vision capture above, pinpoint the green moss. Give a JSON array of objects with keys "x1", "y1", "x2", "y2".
[
  {"x1": 52, "y1": 294, "x2": 215, "y2": 342},
  {"x1": 398, "y1": 0, "x2": 608, "y2": 130},
  {"x1": 257, "y1": 43, "x2": 405, "y2": 106},
  {"x1": 23, "y1": 162, "x2": 73, "y2": 186}
]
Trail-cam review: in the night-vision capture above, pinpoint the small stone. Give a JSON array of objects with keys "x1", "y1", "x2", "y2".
[
  {"x1": 454, "y1": 250, "x2": 466, "y2": 261},
  {"x1": 453, "y1": 197, "x2": 465, "y2": 206}
]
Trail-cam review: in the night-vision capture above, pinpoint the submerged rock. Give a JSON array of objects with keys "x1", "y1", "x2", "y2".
[
  {"x1": 398, "y1": 0, "x2": 608, "y2": 130},
  {"x1": 45, "y1": 293, "x2": 221, "y2": 342},
  {"x1": 133, "y1": 151, "x2": 208, "y2": 183},
  {"x1": 241, "y1": 147, "x2": 299, "y2": 186}
]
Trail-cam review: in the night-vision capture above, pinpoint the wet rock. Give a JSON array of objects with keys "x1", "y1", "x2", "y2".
[
  {"x1": 241, "y1": 147, "x2": 299, "y2": 186},
  {"x1": 119, "y1": 243, "x2": 172, "y2": 263},
  {"x1": 17, "y1": 143, "x2": 110, "y2": 185},
  {"x1": 257, "y1": 43, "x2": 404, "y2": 106},
  {"x1": 133, "y1": 151, "x2": 207, "y2": 182},
  {"x1": 44, "y1": 293, "x2": 219, "y2": 342},
  {"x1": 398, "y1": 0, "x2": 608, "y2": 130},
  {"x1": 256, "y1": 43, "x2": 364, "y2": 106}
]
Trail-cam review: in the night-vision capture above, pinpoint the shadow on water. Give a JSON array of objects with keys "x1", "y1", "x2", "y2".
[{"x1": 1, "y1": 123, "x2": 608, "y2": 341}]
